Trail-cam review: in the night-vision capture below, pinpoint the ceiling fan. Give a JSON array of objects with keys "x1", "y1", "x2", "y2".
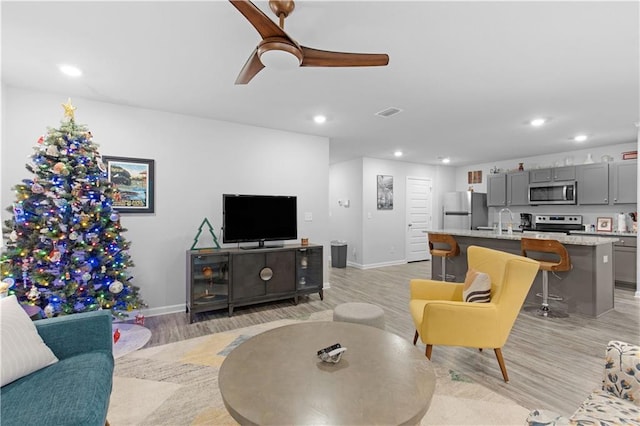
[{"x1": 229, "y1": 0, "x2": 390, "y2": 84}]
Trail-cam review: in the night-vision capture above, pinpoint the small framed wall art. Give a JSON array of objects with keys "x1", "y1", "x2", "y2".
[
  {"x1": 377, "y1": 175, "x2": 393, "y2": 210},
  {"x1": 102, "y1": 156, "x2": 155, "y2": 214},
  {"x1": 596, "y1": 217, "x2": 612, "y2": 232},
  {"x1": 467, "y1": 170, "x2": 482, "y2": 184}
]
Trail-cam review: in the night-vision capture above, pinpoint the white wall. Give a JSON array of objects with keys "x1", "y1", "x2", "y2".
[
  {"x1": 329, "y1": 158, "x2": 363, "y2": 266},
  {"x1": 1, "y1": 87, "x2": 330, "y2": 316},
  {"x1": 329, "y1": 157, "x2": 456, "y2": 268}
]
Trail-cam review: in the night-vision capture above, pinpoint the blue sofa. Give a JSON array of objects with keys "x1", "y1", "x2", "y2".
[{"x1": 1, "y1": 309, "x2": 114, "y2": 426}]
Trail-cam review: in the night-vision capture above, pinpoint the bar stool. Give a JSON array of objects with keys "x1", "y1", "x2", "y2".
[
  {"x1": 428, "y1": 233, "x2": 460, "y2": 281},
  {"x1": 521, "y1": 238, "x2": 571, "y2": 318}
]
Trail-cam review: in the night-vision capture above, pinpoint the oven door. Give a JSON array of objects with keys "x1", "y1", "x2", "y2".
[{"x1": 528, "y1": 182, "x2": 577, "y2": 205}]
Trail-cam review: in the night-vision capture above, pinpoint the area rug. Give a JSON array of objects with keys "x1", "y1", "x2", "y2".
[{"x1": 108, "y1": 311, "x2": 529, "y2": 425}]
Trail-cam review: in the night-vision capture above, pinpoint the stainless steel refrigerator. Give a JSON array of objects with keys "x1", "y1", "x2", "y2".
[{"x1": 443, "y1": 191, "x2": 488, "y2": 230}]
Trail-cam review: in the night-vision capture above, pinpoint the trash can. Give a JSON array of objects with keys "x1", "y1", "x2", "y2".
[{"x1": 331, "y1": 240, "x2": 347, "y2": 268}]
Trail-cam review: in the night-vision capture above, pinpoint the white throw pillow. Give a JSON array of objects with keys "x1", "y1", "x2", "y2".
[
  {"x1": 1, "y1": 295, "x2": 58, "y2": 386},
  {"x1": 462, "y1": 269, "x2": 491, "y2": 303}
]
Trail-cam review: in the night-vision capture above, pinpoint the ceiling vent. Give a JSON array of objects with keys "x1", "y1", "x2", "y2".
[{"x1": 375, "y1": 107, "x2": 403, "y2": 118}]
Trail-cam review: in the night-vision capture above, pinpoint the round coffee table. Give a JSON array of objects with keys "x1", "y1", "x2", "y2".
[{"x1": 219, "y1": 321, "x2": 436, "y2": 425}]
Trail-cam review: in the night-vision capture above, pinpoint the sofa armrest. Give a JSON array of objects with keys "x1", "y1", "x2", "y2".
[
  {"x1": 34, "y1": 310, "x2": 113, "y2": 360},
  {"x1": 602, "y1": 340, "x2": 640, "y2": 406}
]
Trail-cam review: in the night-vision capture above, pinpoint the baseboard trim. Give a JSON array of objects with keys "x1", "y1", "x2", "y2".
[
  {"x1": 342, "y1": 259, "x2": 407, "y2": 270},
  {"x1": 138, "y1": 304, "x2": 186, "y2": 318}
]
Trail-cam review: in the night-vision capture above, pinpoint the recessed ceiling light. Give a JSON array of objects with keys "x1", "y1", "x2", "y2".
[
  {"x1": 573, "y1": 134, "x2": 588, "y2": 142},
  {"x1": 530, "y1": 117, "x2": 546, "y2": 127},
  {"x1": 394, "y1": 151, "x2": 403, "y2": 157},
  {"x1": 441, "y1": 157, "x2": 451, "y2": 164},
  {"x1": 313, "y1": 115, "x2": 327, "y2": 124},
  {"x1": 58, "y1": 64, "x2": 82, "y2": 77}
]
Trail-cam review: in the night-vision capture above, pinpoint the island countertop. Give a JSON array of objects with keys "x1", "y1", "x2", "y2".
[
  {"x1": 426, "y1": 229, "x2": 618, "y2": 246},
  {"x1": 425, "y1": 229, "x2": 616, "y2": 317}
]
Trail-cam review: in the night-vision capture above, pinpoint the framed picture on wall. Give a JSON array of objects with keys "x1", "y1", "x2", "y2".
[
  {"x1": 596, "y1": 217, "x2": 612, "y2": 232},
  {"x1": 468, "y1": 170, "x2": 482, "y2": 184},
  {"x1": 377, "y1": 175, "x2": 393, "y2": 210},
  {"x1": 102, "y1": 156, "x2": 155, "y2": 214}
]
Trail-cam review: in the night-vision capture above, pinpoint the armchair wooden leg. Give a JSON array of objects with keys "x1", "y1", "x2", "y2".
[
  {"x1": 413, "y1": 330, "x2": 419, "y2": 345},
  {"x1": 494, "y1": 348, "x2": 509, "y2": 383},
  {"x1": 425, "y1": 344, "x2": 433, "y2": 360}
]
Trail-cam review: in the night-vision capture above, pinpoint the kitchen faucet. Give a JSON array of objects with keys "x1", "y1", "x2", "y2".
[{"x1": 498, "y1": 208, "x2": 514, "y2": 235}]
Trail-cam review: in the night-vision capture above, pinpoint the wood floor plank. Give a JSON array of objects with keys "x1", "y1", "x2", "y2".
[{"x1": 138, "y1": 260, "x2": 640, "y2": 416}]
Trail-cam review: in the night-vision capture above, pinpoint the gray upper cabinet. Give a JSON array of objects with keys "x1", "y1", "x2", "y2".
[
  {"x1": 506, "y1": 171, "x2": 529, "y2": 206},
  {"x1": 487, "y1": 173, "x2": 506, "y2": 206},
  {"x1": 577, "y1": 163, "x2": 609, "y2": 205},
  {"x1": 529, "y1": 168, "x2": 552, "y2": 183},
  {"x1": 553, "y1": 166, "x2": 576, "y2": 181},
  {"x1": 611, "y1": 160, "x2": 637, "y2": 204},
  {"x1": 530, "y1": 166, "x2": 575, "y2": 183}
]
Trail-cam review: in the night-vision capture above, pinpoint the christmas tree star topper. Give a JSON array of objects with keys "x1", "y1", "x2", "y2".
[{"x1": 61, "y1": 98, "x2": 76, "y2": 120}]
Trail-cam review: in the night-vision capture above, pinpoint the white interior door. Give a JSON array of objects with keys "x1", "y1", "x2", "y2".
[{"x1": 406, "y1": 177, "x2": 432, "y2": 262}]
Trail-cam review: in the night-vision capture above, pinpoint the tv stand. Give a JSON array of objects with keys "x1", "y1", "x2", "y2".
[{"x1": 186, "y1": 243, "x2": 323, "y2": 322}]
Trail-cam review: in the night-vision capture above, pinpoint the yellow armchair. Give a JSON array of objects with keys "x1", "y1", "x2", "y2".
[{"x1": 409, "y1": 245, "x2": 539, "y2": 382}]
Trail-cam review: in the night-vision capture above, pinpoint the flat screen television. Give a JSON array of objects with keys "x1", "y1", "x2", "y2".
[{"x1": 223, "y1": 194, "x2": 297, "y2": 248}]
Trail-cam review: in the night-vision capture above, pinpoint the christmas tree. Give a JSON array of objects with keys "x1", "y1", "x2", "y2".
[{"x1": 1, "y1": 100, "x2": 145, "y2": 319}]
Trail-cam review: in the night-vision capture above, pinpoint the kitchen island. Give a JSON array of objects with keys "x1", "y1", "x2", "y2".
[{"x1": 427, "y1": 229, "x2": 619, "y2": 317}]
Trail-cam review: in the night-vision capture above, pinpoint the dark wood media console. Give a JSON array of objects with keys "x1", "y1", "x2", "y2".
[{"x1": 186, "y1": 244, "x2": 323, "y2": 323}]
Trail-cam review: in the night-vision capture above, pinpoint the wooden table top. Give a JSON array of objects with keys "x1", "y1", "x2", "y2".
[{"x1": 218, "y1": 321, "x2": 436, "y2": 425}]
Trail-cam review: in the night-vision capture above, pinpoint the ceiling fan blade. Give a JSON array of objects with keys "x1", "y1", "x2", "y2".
[
  {"x1": 235, "y1": 49, "x2": 265, "y2": 84},
  {"x1": 229, "y1": 0, "x2": 292, "y2": 40},
  {"x1": 300, "y1": 46, "x2": 389, "y2": 67}
]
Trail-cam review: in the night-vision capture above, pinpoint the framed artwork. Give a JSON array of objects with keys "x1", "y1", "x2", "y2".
[
  {"x1": 468, "y1": 170, "x2": 482, "y2": 184},
  {"x1": 102, "y1": 156, "x2": 155, "y2": 214},
  {"x1": 596, "y1": 217, "x2": 612, "y2": 232},
  {"x1": 377, "y1": 175, "x2": 393, "y2": 210}
]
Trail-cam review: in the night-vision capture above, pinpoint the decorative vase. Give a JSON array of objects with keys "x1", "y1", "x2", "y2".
[{"x1": 584, "y1": 153, "x2": 594, "y2": 164}]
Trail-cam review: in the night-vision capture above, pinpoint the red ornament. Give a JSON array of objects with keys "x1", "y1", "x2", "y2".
[
  {"x1": 135, "y1": 313, "x2": 145, "y2": 326},
  {"x1": 113, "y1": 328, "x2": 121, "y2": 344},
  {"x1": 37, "y1": 135, "x2": 44, "y2": 144}
]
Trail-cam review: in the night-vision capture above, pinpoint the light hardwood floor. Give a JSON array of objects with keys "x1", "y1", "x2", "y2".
[{"x1": 138, "y1": 261, "x2": 640, "y2": 416}]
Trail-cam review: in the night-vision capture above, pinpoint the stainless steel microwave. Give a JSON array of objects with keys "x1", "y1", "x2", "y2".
[{"x1": 528, "y1": 181, "x2": 577, "y2": 205}]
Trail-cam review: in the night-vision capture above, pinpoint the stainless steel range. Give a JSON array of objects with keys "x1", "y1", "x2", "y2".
[{"x1": 533, "y1": 214, "x2": 583, "y2": 233}]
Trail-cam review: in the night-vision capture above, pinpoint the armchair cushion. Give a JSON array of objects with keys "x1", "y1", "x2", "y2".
[
  {"x1": 462, "y1": 269, "x2": 491, "y2": 303},
  {"x1": 0, "y1": 295, "x2": 58, "y2": 386}
]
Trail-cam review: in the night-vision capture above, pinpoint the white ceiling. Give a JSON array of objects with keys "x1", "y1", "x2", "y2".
[{"x1": 2, "y1": 1, "x2": 638, "y2": 166}]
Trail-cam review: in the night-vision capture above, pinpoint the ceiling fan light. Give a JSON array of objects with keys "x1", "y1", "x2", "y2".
[
  {"x1": 58, "y1": 64, "x2": 82, "y2": 77},
  {"x1": 530, "y1": 117, "x2": 546, "y2": 127},
  {"x1": 259, "y1": 49, "x2": 301, "y2": 70}
]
